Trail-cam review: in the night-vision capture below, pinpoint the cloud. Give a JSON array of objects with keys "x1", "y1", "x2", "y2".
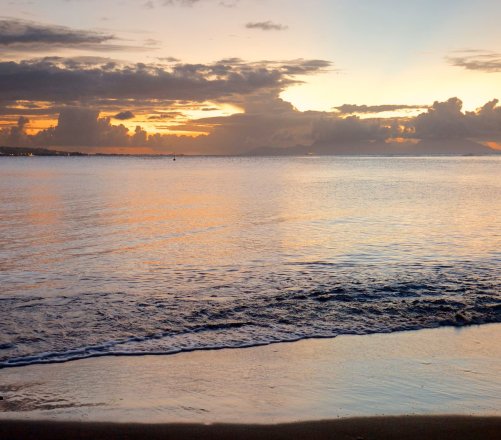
[
  {"x1": 469, "y1": 98, "x2": 501, "y2": 138},
  {"x1": 52, "y1": 108, "x2": 102, "y2": 146},
  {"x1": 147, "y1": 111, "x2": 184, "y2": 119},
  {"x1": 447, "y1": 51, "x2": 501, "y2": 73},
  {"x1": 189, "y1": 91, "x2": 320, "y2": 154},
  {"x1": 313, "y1": 116, "x2": 392, "y2": 143},
  {"x1": 29, "y1": 107, "x2": 132, "y2": 148},
  {"x1": 0, "y1": 114, "x2": 31, "y2": 146},
  {"x1": 0, "y1": 18, "x2": 154, "y2": 54},
  {"x1": 278, "y1": 59, "x2": 331, "y2": 74},
  {"x1": 158, "y1": 0, "x2": 239, "y2": 6},
  {"x1": 0, "y1": 49, "x2": 499, "y2": 156},
  {"x1": 0, "y1": 54, "x2": 330, "y2": 154},
  {"x1": 411, "y1": 96, "x2": 501, "y2": 141},
  {"x1": 219, "y1": 0, "x2": 239, "y2": 7},
  {"x1": 113, "y1": 110, "x2": 135, "y2": 120},
  {"x1": 157, "y1": 56, "x2": 180, "y2": 62},
  {"x1": 334, "y1": 104, "x2": 428, "y2": 114},
  {"x1": 17, "y1": 115, "x2": 29, "y2": 128},
  {"x1": 245, "y1": 21, "x2": 288, "y2": 31},
  {"x1": 162, "y1": 0, "x2": 201, "y2": 5},
  {"x1": 3, "y1": 97, "x2": 501, "y2": 156},
  {"x1": 0, "y1": 56, "x2": 330, "y2": 104},
  {"x1": 413, "y1": 97, "x2": 468, "y2": 139},
  {"x1": 289, "y1": 97, "x2": 501, "y2": 155},
  {"x1": 0, "y1": 18, "x2": 113, "y2": 46}
]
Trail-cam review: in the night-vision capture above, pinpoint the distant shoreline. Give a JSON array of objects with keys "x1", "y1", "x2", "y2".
[
  {"x1": 1, "y1": 145, "x2": 500, "y2": 158},
  {"x1": 0, "y1": 146, "x2": 180, "y2": 157}
]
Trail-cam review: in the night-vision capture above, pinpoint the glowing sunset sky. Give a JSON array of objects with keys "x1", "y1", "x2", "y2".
[{"x1": 1, "y1": 0, "x2": 501, "y2": 154}]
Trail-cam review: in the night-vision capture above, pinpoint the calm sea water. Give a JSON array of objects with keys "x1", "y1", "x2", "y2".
[{"x1": 1, "y1": 156, "x2": 500, "y2": 368}]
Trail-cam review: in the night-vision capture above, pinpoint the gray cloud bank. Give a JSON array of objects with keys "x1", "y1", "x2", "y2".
[
  {"x1": 0, "y1": 18, "x2": 157, "y2": 54},
  {"x1": 0, "y1": 18, "x2": 121, "y2": 54},
  {"x1": 0, "y1": 18, "x2": 114, "y2": 46},
  {"x1": 309, "y1": 97, "x2": 501, "y2": 155},
  {"x1": 447, "y1": 51, "x2": 501, "y2": 73},
  {"x1": 0, "y1": 55, "x2": 500, "y2": 155},
  {"x1": 2, "y1": 96, "x2": 500, "y2": 156},
  {"x1": 0, "y1": 56, "x2": 327, "y2": 102}
]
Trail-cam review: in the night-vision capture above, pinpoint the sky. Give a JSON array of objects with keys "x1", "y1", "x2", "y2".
[{"x1": 1, "y1": 0, "x2": 501, "y2": 154}]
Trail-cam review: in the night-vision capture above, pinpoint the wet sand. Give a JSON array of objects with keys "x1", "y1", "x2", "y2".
[
  {"x1": 2, "y1": 416, "x2": 501, "y2": 440},
  {"x1": 2, "y1": 324, "x2": 500, "y2": 424},
  {"x1": 1, "y1": 324, "x2": 501, "y2": 440}
]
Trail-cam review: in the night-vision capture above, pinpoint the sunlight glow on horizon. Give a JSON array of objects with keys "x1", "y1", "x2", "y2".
[{"x1": 1, "y1": 0, "x2": 501, "y2": 153}]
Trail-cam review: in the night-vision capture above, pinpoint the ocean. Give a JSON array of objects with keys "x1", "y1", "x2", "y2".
[{"x1": 1, "y1": 156, "x2": 500, "y2": 368}]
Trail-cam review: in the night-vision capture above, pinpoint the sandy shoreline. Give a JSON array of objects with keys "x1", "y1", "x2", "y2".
[
  {"x1": 1, "y1": 324, "x2": 501, "y2": 425},
  {"x1": 2, "y1": 416, "x2": 501, "y2": 440}
]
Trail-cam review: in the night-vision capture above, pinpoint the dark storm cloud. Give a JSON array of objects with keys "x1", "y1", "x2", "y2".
[
  {"x1": 245, "y1": 21, "x2": 288, "y2": 31},
  {"x1": 335, "y1": 104, "x2": 428, "y2": 114},
  {"x1": 0, "y1": 57, "x2": 331, "y2": 103},
  {"x1": 113, "y1": 110, "x2": 135, "y2": 120},
  {"x1": 447, "y1": 51, "x2": 501, "y2": 73},
  {"x1": 0, "y1": 18, "x2": 114, "y2": 46}
]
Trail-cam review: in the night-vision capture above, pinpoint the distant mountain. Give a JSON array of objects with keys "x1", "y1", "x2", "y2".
[
  {"x1": 406, "y1": 139, "x2": 498, "y2": 155},
  {"x1": 245, "y1": 139, "x2": 500, "y2": 156},
  {"x1": 242, "y1": 145, "x2": 310, "y2": 156},
  {"x1": 0, "y1": 146, "x2": 88, "y2": 156},
  {"x1": 0, "y1": 146, "x2": 184, "y2": 157},
  {"x1": 3, "y1": 141, "x2": 499, "y2": 157}
]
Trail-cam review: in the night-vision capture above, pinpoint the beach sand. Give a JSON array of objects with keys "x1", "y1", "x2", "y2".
[
  {"x1": 1, "y1": 324, "x2": 501, "y2": 437},
  {"x1": 2, "y1": 416, "x2": 501, "y2": 440}
]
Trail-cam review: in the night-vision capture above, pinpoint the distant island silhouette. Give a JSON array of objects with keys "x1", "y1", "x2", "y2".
[
  {"x1": 0, "y1": 146, "x2": 180, "y2": 157},
  {"x1": 1, "y1": 144, "x2": 499, "y2": 157},
  {"x1": 244, "y1": 139, "x2": 500, "y2": 156},
  {"x1": 0, "y1": 146, "x2": 88, "y2": 157}
]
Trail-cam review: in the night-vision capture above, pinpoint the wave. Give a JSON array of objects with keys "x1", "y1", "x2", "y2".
[
  {"x1": 1, "y1": 262, "x2": 500, "y2": 369},
  {"x1": 1, "y1": 308, "x2": 500, "y2": 369}
]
